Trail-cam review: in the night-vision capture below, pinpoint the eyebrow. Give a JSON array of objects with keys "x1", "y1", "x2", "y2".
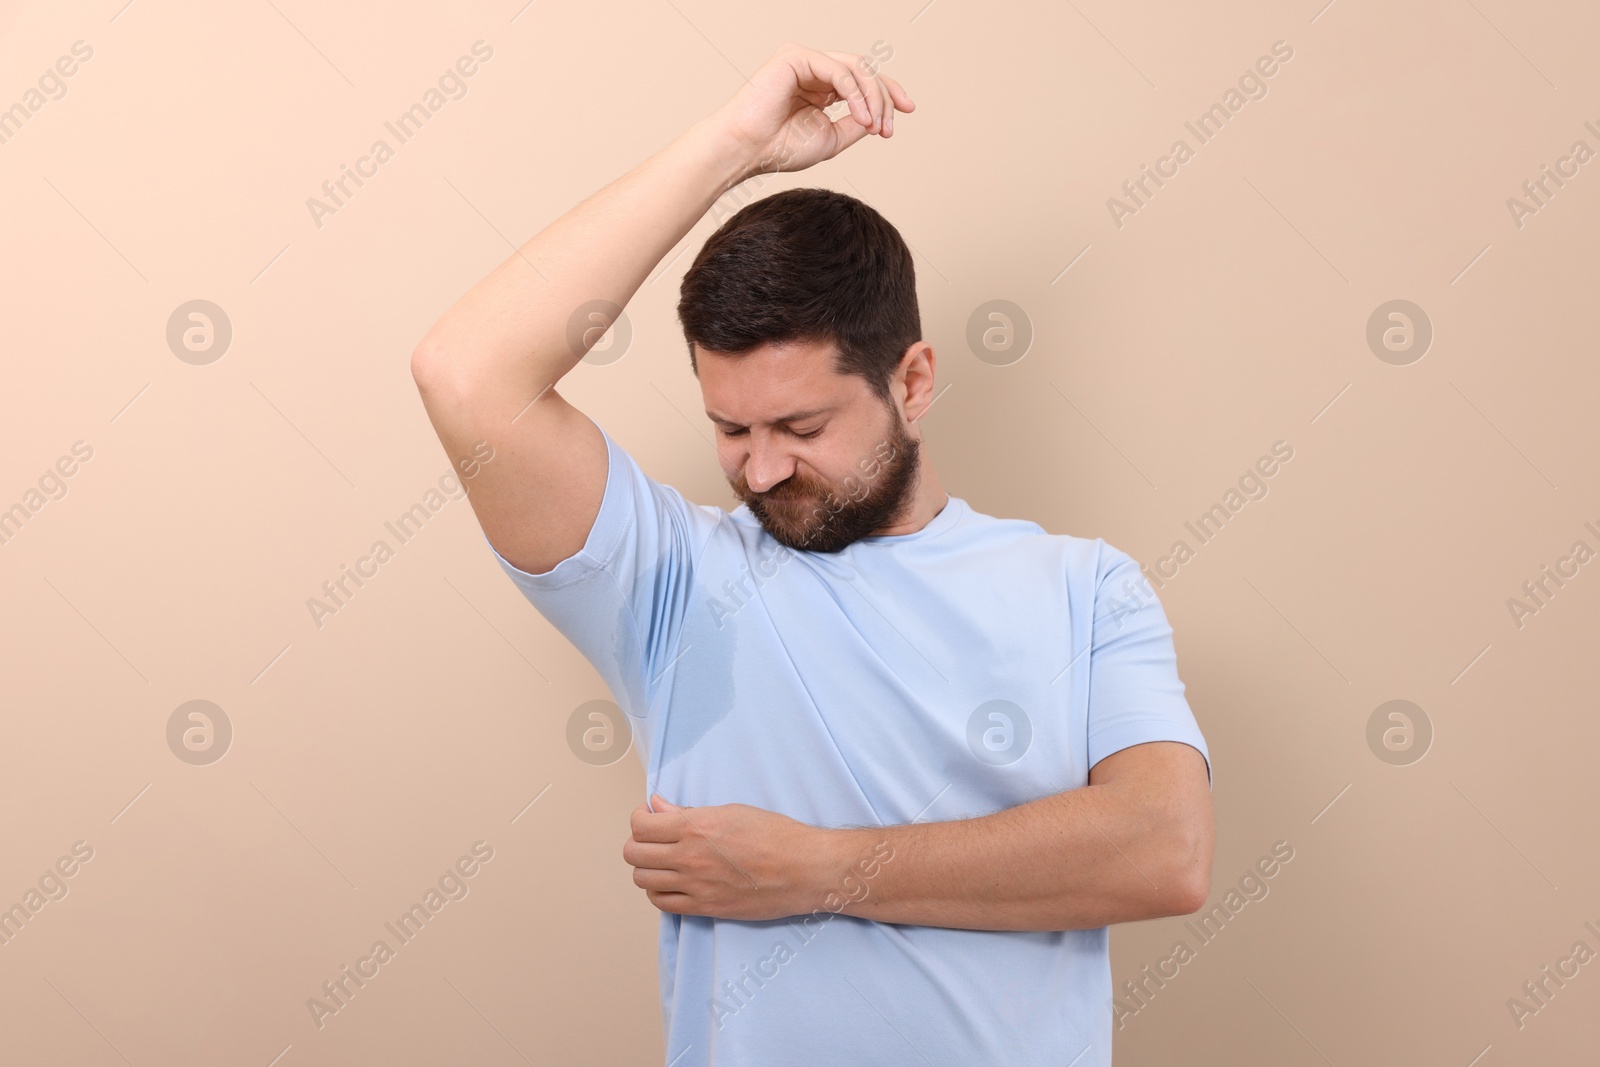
[{"x1": 705, "y1": 407, "x2": 832, "y2": 427}]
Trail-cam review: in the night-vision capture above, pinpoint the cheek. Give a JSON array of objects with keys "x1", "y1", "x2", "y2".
[{"x1": 717, "y1": 443, "x2": 744, "y2": 481}]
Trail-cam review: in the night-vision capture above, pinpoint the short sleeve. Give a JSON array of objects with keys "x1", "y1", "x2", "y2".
[
  {"x1": 1084, "y1": 543, "x2": 1212, "y2": 789},
  {"x1": 482, "y1": 424, "x2": 718, "y2": 718}
]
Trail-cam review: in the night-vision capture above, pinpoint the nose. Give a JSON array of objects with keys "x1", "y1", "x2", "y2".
[{"x1": 743, "y1": 433, "x2": 797, "y2": 494}]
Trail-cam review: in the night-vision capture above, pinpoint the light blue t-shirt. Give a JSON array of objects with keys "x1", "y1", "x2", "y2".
[{"x1": 486, "y1": 425, "x2": 1211, "y2": 1066}]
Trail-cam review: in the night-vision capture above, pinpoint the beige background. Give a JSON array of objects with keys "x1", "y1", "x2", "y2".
[{"x1": 2, "y1": 0, "x2": 1597, "y2": 1063}]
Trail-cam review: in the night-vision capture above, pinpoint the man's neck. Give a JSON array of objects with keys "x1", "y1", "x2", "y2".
[{"x1": 871, "y1": 460, "x2": 949, "y2": 538}]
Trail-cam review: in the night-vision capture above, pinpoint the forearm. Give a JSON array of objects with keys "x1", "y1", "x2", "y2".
[
  {"x1": 412, "y1": 112, "x2": 753, "y2": 392},
  {"x1": 825, "y1": 782, "x2": 1204, "y2": 931}
]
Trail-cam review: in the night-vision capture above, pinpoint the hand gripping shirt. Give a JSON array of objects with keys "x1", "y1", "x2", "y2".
[{"x1": 485, "y1": 424, "x2": 1212, "y2": 1067}]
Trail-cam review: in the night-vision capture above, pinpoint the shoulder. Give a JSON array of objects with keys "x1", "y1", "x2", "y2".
[{"x1": 957, "y1": 498, "x2": 1133, "y2": 581}]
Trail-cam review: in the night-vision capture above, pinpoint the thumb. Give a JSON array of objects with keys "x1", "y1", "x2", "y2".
[
  {"x1": 823, "y1": 109, "x2": 872, "y2": 154},
  {"x1": 650, "y1": 793, "x2": 679, "y2": 811}
]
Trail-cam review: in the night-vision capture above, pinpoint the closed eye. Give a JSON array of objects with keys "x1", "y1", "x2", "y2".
[{"x1": 717, "y1": 426, "x2": 823, "y2": 440}]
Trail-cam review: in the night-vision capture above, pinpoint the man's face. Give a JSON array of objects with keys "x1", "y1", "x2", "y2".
[{"x1": 698, "y1": 338, "x2": 921, "y2": 553}]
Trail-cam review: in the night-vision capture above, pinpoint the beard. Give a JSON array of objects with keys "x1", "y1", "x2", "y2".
[{"x1": 731, "y1": 402, "x2": 921, "y2": 554}]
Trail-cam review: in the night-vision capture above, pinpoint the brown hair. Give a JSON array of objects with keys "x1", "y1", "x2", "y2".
[{"x1": 677, "y1": 187, "x2": 921, "y2": 404}]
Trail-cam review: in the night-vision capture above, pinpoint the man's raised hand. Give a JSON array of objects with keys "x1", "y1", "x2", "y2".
[{"x1": 713, "y1": 42, "x2": 915, "y2": 179}]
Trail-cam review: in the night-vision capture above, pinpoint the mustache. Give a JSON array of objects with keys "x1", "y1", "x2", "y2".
[
  {"x1": 741, "y1": 474, "x2": 822, "y2": 502},
  {"x1": 762, "y1": 481, "x2": 814, "y2": 499}
]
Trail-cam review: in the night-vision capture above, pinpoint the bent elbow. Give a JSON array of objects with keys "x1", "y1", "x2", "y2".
[
  {"x1": 410, "y1": 338, "x2": 446, "y2": 391},
  {"x1": 1171, "y1": 871, "x2": 1209, "y2": 916},
  {"x1": 1160, "y1": 848, "x2": 1211, "y2": 915}
]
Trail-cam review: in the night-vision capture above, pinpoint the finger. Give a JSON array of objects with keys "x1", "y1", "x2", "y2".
[
  {"x1": 826, "y1": 51, "x2": 889, "y2": 133},
  {"x1": 868, "y1": 75, "x2": 893, "y2": 136},
  {"x1": 622, "y1": 839, "x2": 680, "y2": 869},
  {"x1": 797, "y1": 88, "x2": 836, "y2": 108},
  {"x1": 631, "y1": 807, "x2": 683, "y2": 844},
  {"x1": 851, "y1": 65, "x2": 885, "y2": 133},
  {"x1": 849, "y1": 66, "x2": 880, "y2": 132},
  {"x1": 873, "y1": 76, "x2": 905, "y2": 136},
  {"x1": 646, "y1": 889, "x2": 697, "y2": 915},
  {"x1": 880, "y1": 73, "x2": 915, "y2": 113},
  {"x1": 826, "y1": 109, "x2": 874, "y2": 153},
  {"x1": 865, "y1": 71, "x2": 891, "y2": 134},
  {"x1": 794, "y1": 50, "x2": 874, "y2": 131},
  {"x1": 632, "y1": 865, "x2": 682, "y2": 891}
]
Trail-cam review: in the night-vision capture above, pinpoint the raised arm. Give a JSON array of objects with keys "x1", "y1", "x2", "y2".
[{"x1": 410, "y1": 43, "x2": 914, "y2": 576}]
